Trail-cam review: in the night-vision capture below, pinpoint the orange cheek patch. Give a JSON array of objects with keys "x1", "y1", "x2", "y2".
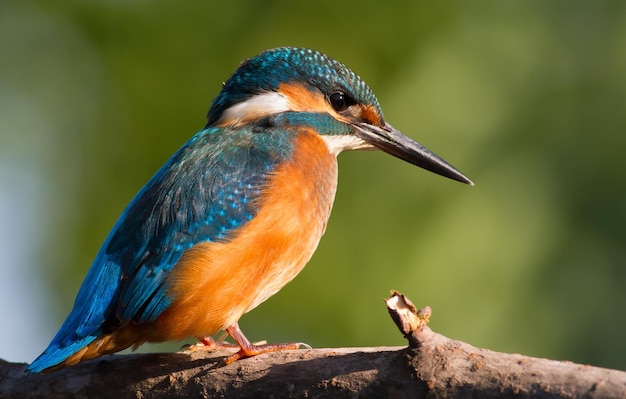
[
  {"x1": 278, "y1": 82, "x2": 334, "y2": 115},
  {"x1": 279, "y1": 82, "x2": 382, "y2": 127}
]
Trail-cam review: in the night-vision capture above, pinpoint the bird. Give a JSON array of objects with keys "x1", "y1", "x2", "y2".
[{"x1": 27, "y1": 47, "x2": 472, "y2": 373}]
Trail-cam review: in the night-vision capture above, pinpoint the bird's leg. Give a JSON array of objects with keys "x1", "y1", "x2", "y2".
[
  {"x1": 186, "y1": 333, "x2": 239, "y2": 351},
  {"x1": 223, "y1": 322, "x2": 306, "y2": 364}
]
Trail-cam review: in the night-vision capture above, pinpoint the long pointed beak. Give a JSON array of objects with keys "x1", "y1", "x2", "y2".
[{"x1": 353, "y1": 122, "x2": 473, "y2": 185}]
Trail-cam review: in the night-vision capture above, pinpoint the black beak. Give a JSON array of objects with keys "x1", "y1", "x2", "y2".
[{"x1": 353, "y1": 122, "x2": 473, "y2": 185}]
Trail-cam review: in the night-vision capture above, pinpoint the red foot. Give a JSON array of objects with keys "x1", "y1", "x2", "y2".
[{"x1": 223, "y1": 322, "x2": 306, "y2": 364}]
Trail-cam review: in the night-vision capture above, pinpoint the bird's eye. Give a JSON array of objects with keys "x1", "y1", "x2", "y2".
[{"x1": 329, "y1": 91, "x2": 354, "y2": 112}]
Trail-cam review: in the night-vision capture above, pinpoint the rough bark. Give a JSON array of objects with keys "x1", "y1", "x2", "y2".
[{"x1": 1, "y1": 292, "x2": 625, "y2": 398}]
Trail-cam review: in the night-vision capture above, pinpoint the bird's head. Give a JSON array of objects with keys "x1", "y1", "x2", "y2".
[{"x1": 207, "y1": 47, "x2": 472, "y2": 185}]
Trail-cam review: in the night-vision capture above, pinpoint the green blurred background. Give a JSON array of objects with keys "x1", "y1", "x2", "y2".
[{"x1": 2, "y1": 1, "x2": 626, "y2": 370}]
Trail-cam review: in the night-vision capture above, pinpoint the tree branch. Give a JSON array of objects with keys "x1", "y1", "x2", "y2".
[{"x1": 2, "y1": 292, "x2": 625, "y2": 398}]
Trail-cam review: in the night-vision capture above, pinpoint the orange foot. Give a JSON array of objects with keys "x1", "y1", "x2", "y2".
[{"x1": 223, "y1": 322, "x2": 310, "y2": 364}]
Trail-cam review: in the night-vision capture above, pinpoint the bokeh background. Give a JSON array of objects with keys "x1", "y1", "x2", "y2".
[{"x1": 2, "y1": 1, "x2": 626, "y2": 371}]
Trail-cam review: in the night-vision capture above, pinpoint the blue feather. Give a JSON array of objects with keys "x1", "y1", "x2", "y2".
[
  {"x1": 27, "y1": 123, "x2": 295, "y2": 373},
  {"x1": 207, "y1": 47, "x2": 383, "y2": 126}
]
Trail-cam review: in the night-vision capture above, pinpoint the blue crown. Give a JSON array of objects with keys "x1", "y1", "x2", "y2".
[{"x1": 207, "y1": 47, "x2": 383, "y2": 126}]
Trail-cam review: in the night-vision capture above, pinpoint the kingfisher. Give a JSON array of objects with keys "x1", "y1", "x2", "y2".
[{"x1": 27, "y1": 47, "x2": 472, "y2": 373}]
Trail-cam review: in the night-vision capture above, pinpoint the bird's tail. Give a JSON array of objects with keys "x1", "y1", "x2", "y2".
[
  {"x1": 26, "y1": 335, "x2": 99, "y2": 373},
  {"x1": 26, "y1": 328, "x2": 138, "y2": 373}
]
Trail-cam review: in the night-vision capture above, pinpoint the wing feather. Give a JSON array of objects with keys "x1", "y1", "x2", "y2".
[{"x1": 27, "y1": 125, "x2": 291, "y2": 372}]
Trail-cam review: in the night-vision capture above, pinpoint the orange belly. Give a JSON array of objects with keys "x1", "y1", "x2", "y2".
[{"x1": 146, "y1": 127, "x2": 339, "y2": 342}]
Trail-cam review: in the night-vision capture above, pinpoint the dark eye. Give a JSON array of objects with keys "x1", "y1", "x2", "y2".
[{"x1": 329, "y1": 91, "x2": 354, "y2": 112}]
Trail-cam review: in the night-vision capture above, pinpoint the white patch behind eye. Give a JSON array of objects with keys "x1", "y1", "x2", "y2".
[
  {"x1": 217, "y1": 92, "x2": 291, "y2": 126},
  {"x1": 321, "y1": 135, "x2": 374, "y2": 156},
  {"x1": 217, "y1": 91, "x2": 374, "y2": 156}
]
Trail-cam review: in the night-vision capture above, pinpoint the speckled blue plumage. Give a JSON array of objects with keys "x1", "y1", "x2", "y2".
[
  {"x1": 207, "y1": 47, "x2": 383, "y2": 126},
  {"x1": 27, "y1": 109, "x2": 352, "y2": 373},
  {"x1": 27, "y1": 123, "x2": 297, "y2": 373}
]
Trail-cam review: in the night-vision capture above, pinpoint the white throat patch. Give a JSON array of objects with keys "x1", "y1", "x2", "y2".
[{"x1": 321, "y1": 135, "x2": 373, "y2": 156}]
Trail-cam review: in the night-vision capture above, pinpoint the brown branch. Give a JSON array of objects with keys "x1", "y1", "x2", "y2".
[{"x1": 2, "y1": 292, "x2": 625, "y2": 398}]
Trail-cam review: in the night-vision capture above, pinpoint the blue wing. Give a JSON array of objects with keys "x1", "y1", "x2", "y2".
[{"x1": 28, "y1": 124, "x2": 294, "y2": 372}]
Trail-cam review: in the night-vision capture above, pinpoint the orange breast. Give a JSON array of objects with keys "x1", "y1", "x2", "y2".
[{"x1": 148, "y1": 127, "x2": 338, "y2": 342}]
